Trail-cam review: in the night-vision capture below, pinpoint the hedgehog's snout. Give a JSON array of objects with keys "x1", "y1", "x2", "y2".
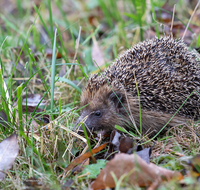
[
  {"x1": 73, "y1": 114, "x2": 85, "y2": 133},
  {"x1": 73, "y1": 111, "x2": 92, "y2": 133},
  {"x1": 74, "y1": 109, "x2": 106, "y2": 134}
]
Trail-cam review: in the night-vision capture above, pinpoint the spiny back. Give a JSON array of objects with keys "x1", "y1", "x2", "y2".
[{"x1": 85, "y1": 36, "x2": 200, "y2": 119}]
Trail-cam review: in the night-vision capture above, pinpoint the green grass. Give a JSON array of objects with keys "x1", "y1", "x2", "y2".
[{"x1": 0, "y1": 0, "x2": 200, "y2": 189}]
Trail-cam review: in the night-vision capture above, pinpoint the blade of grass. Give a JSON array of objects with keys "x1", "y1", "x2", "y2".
[
  {"x1": 16, "y1": 0, "x2": 23, "y2": 18},
  {"x1": 0, "y1": 67, "x2": 11, "y2": 123},
  {"x1": 28, "y1": 87, "x2": 51, "y2": 127},
  {"x1": 134, "y1": 72, "x2": 142, "y2": 134},
  {"x1": 150, "y1": 0, "x2": 160, "y2": 38},
  {"x1": 20, "y1": 63, "x2": 78, "y2": 95},
  {"x1": 98, "y1": 0, "x2": 113, "y2": 27},
  {"x1": 33, "y1": 4, "x2": 53, "y2": 39},
  {"x1": 59, "y1": 96, "x2": 61, "y2": 116},
  {"x1": 56, "y1": 24, "x2": 69, "y2": 62},
  {"x1": 0, "y1": 14, "x2": 26, "y2": 36},
  {"x1": 48, "y1": 0, "x2": 54, "y2": 37},
  {"x1": 8, "y1": 14, "x2": 38, "y2": 88},
  {"x1": 196, "y1": 33, "x2": 200, "y2": 47},
  {"x1": 0, "y1": 36, "x2": 8, "y2": 53},
  {"x1": 34, "y1": 3, "x2": 70, "y2": 63},
  {"x1": 131, "y1": 0, "x2": 146, "y2": 41},
  {"x1": 32, "y1": 26, "x2": 41, "y2": 50},
  {"x1": 26, "y1": 47, "x2": 49, "y2": 92},
  {"x1": 81, "y1": 123, "x2": 96, "y2": 163},
  {"x1": 17, "y1": 85, "x2": 23, "y2": 131},
  {"x1": 0, "y1": 38, "x2": 11, "y2": 123},
  {"x1": 55, "y1": 0, "x2": 70, "y2": 27},
  {"x1": 82, "y1": 25, "x2": 100, "y2": 46},
  {"x1": 50, "y1": 29, "x2": 57, "y2": 119},
  {"x1": 56, "y1": 77, "x2": 81, "y2": 93}
]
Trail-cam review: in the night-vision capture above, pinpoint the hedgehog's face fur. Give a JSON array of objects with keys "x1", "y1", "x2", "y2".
[{"x1": 75, "y1": 84, "x2": 128, "y2": 133}]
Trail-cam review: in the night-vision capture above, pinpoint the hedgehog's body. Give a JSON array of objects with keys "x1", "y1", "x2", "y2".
[{"x1": 76, "y1": 36, "x2": 200, "y2": 136}]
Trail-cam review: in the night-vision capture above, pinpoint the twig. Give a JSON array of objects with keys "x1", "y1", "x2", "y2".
[
  {"x1": 67, "y1": 26, "x2": 82, "y2": 79},
  {"x1": 170, "y1": 4, "x2": 176, "y2": 38},
  {"x1": 182, "y1": 0, "x2": 200, "y2": 40}
]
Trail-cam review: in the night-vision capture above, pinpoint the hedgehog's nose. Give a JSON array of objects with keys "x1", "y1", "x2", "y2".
[{"x1": 73, "y1": 117, "x2": 84, "y2": 134}]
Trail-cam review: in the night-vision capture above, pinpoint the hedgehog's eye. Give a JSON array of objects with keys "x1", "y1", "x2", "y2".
[{"x1": 94, "y1": 110, "x2": 102, "y2": 117}]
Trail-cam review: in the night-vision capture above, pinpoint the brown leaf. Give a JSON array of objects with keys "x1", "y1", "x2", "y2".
[
  {"x1": 45, "y1": 48, "x2": 62, "y2": 59},
  {"x1": 0, "y1": 133, "x2": 19, "y2": 181},
  {"x1": 119, "y1": 137, "x2": 133, "y2": 153},
  {"x1": 91, "y1": 153, "x2": 183, "y2": 190},
  {"x1": 64, "y1": 142, "x2": 108, "y2": 173},
  {"x1": 92, "y1": 38, "x2": 105, "y2": 67}
]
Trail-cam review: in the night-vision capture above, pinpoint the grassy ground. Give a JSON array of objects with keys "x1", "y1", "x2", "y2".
[{"x1": 0, "y1": 0, "x2": 200, "y2": 189}]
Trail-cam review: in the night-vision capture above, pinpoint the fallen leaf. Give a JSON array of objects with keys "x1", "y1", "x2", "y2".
[
  {"x1": 92, "y1": 37, "x2": 105, "y2": 67},
  {"x1": 45, "y1": 48, "x2": 62, "y2": 59},
  {"x1": 119, "y1": 136, "x2": 133, "y2": 153},
  {"x1": 21, "y1": 94, "x2": 49, "y2": 124},
  {"x1": 22, "y1": 94, "x2": 47, "y2": 107},
  {"x1": 0, "y1": 133, "x2": 19, "y2": 181},
  {"x1": 64, "y1": 142, "x2": 108, "y2": 173},
  {"x1": 91, "y1": 153, "x2": 183, "y2": 190},
  {"x1": 136, "y1": 148, "x2": 152, "y2": 164},
  {"x1": 106, "y1": 130, "x2": 121, "y2": 159}
]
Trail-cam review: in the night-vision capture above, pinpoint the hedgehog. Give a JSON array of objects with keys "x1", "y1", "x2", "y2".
[{"x1": 75, "y1": 36, "x2": 200, "y2": 137}]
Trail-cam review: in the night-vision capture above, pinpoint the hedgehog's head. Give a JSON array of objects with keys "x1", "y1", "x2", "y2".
[{"x1": 74, "y1": 84, "x2": 128, "y2": 134}]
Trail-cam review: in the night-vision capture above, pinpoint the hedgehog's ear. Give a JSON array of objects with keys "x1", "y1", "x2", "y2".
[{"x1": 109, "y1": 92, "x2": 123, "y2": 108}]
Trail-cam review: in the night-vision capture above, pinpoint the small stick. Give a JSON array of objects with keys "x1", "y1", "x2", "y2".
[
  {"x1": 182, "y1": 0, "x2": 200, "y2": 40},
  {"x1": 170, "y1": 4, "x2": 176, "y2": 38}
]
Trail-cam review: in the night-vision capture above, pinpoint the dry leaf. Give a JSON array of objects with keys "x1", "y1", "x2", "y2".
[
  {"x1": 119, "y1": 136, "x2": 133, "y2": 153},
  {"x1": 21, "y1": 94, "x2": 49, "y2": 124},
  {"x1": 22, "y1": 94, "x2": 47, "y2": 107},
  {"x1": 91, "y1": 153, "x2": 183, "y2": 190},
  {"x1": 106, "y1": 130, "x2": 121, "y2": 159},
  {"x1": 92, "y1": 38, "x2": 105, "y2": 67},
  {"x1": 0, "y1": 133, "x2": 19, "y2": 181},
  {"x1": 64, "y1": 142, "x2": 108, "y2": 173},
  {"x1": 45, "y1": 48, "x2": 62, "y2": 59}
]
